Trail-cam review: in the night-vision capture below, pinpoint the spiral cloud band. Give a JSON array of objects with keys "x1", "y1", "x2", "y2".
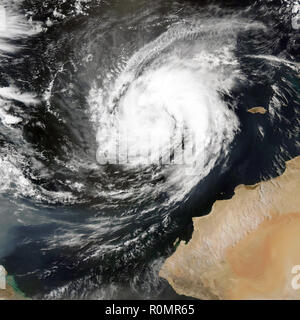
[{"x1": 91, "y1": 19, "x2": 266, "y2": 206}]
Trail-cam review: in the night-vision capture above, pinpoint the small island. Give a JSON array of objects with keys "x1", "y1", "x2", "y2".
[
  {"x1": 160, "y1": 156, "x2": 300, "y2": 300},
  {"x1": 247, "y1": 107, "x2": 267, "y2": 114}
]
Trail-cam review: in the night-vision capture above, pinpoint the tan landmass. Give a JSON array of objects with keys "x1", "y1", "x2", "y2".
[
  {"x1": 0, "y1": 266, "x2": 27, "y2": 300},
  {"x1": 160, "y1": 156, "x2": 300, "y2": 300},
  {"x1": 247, "y1": 107, "x2": 267, "y2": 114},
  {"x1": 0, "y1": 284, "x2": 25, "y2": 300}
]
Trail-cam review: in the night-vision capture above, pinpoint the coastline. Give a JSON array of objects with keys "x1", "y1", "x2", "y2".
[
  {"x1": 0, "y1": 267, "x2": 28, "y2": 300},
  {"x1": 160, "y1": 156, "x2": 300, "y2": 300}
]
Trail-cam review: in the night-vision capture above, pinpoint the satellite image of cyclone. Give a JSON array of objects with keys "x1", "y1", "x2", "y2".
[{"x1": 0, "y1": 0, "x2": 299, "y2": 300}]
